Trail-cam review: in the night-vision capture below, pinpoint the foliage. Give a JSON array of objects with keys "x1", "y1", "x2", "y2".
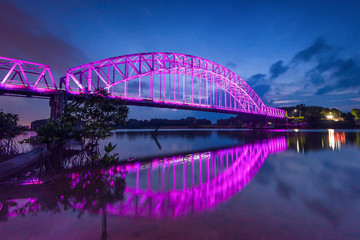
[
  {"x1": 0, "y1": 110, "x2": 25, "y2": 140},
  {"x1": 321, "y1": 108, "x2": 342, "y2": 118},
  {"x1": 217, "y1": 117, "x2": 245, "y2": 128},
  {"x1": 0, "y1": 110, "x2": 25, "y2": 159},
  {"x1": 0, "y1": 164, "x2": 126, "y2": 222},
  {"x1": 351, "y1": 108, "x2": 360, "y2": 120},
  {"x1": 125, "y1": 117, "x2": 212, "y2": 129},
  {"x1": 35, "y1": 118, "x2": 82, "y2": 143},
  {"x1": 341, "y1": 112, "x2": 355, "y2": 124},
  {"x1": 282, "y1": 105, "x2": 343, "y2": 120},
  {"x1": 304, "y1": 106, "x2": 324, "y2": 120},
  {"x1": 36, "y1": 89, "x2": 128, "y2": 144},
  {"x1": 89, "y1": 143, "x2": 120, "y2": 166}
]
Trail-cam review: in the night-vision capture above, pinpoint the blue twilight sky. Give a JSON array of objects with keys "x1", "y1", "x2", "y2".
[{"x1": 0, "y1": 0, "x2": 359, "y2": 125}]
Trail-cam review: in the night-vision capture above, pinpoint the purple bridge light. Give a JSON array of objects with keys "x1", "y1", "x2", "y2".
[
  {"x1": 110, "y1": 137, "x2": 287, "y2": 218},
  {"x1": 0, "y1": 56, "x2": 57, "y2": 94},
  {"x1": 0, "y1": 54, "x2": 285, "y2": 118}
]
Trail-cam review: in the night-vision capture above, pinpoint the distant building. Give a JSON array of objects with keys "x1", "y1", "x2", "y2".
[{"x1": 31, "y1": 119, "x2": 48, "y2": 131}]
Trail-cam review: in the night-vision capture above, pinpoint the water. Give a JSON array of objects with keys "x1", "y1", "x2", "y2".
[{"x1": 1, "y1": 129, "x2": 360, "y2": 240}]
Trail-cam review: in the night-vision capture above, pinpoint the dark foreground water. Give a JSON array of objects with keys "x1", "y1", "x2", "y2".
[{"x1": 1, "y1": 129, "x2": 360, "y2": 240}]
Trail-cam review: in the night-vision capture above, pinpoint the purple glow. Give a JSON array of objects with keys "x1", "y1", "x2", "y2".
[
  {"x1": 76, "y1": 137, "x2": 287, "y2": 218},
  {"x1": 2, "y1": 138, "x2": 287, "y2": 220},
  {"x1": 108, "y1": 137, "x2": 287, "y2": 218},
  {"x1": 0, "y1": 56, "x2": 57, "y2": 92},
  {"x1": 0, "y1": 54, "x2": 284, "y2": 117},
  {"x1": 64, "y1": 53, "x2": 285, "y2": 118}
]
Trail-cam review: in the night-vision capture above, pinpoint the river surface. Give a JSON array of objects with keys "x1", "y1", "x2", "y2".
[{"x1": 1, "y1": 129, "x2": 360, "y2": 240}]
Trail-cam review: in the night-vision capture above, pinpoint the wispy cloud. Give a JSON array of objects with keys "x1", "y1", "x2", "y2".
[
  {"x1": 291, "y1": 37, "x2": 332, "y2": 64},
  {"x1": 246, "y1": 36, "x2": 360, "y2": 108},
  {"x1": 350, "y1": 97, "x2": 360, "y2": 102},
  {"x1": 269, "y1": 60, "x2": 288, "y2": 79},
  {"x1": 273, "y1": 100, "x2": 300, "y2": 104},
  {"x1": 226, "y1": 62, "x2": 237, "y2": 68}
]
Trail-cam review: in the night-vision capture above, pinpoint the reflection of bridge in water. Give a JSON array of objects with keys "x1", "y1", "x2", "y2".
[
  {"x1": 0, "y1": 137, "x2": 287, "y2": 220},
  {"x1": 106, "y1": 137, "x2": 287, "y2": 218}
]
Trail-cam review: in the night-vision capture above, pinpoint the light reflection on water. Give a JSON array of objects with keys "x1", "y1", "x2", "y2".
[
  {"x1": 0, "y1": 137, "x2": 287, "y2": 219},
  {"x1": 0, "y1": 130, "x2": 360, "y2": 240}
]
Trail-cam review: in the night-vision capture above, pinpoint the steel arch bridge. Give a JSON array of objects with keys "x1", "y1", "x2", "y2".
[{"x1": 0, "y1": 53, "x2": 285, "y2": 118}]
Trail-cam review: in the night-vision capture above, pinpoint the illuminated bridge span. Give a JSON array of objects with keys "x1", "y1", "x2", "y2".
[
  {"x1": 107, "y1": 137, "x2": 287, "y2": 218},
  {"x1": 0, "y1": 54, "x2": 285, "y2": 118}
]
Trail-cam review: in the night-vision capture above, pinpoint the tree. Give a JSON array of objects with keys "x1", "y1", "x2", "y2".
[
  {"x1": 342, "y1": 112, "x2": 355, "y2": 124},
  {"x1": 0, "y1": 110, "x2": 25, "y2": 140},
  {"x1": 330, "y1": 108, "x2": 342, "y2": 118},
  {"x1": 304, "y1": 106, "x2": 324, "y2": 120},
  {"x1": 36, "y1": 90, "x2": 129, "y2": 144},
  {"x1": 64, "y1": 90, "x2": 128, "y2": 143},
  {"x1": 0, "y1": 110, "x2": 25, "y2": 157},
  {"x1": 321, "y1": 108, "x2": 342, "y2": 118},
  {"x1": 35, "y1": 117, "x2": 82, "y2": 143},
  {"x1": 351, "y1": 108, "x2": 360, "y2": 120}
]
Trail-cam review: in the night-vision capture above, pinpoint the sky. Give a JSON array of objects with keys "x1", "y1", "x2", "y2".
[{"x1": 0, "y1": 0, "x2": 359, "y2": 125}]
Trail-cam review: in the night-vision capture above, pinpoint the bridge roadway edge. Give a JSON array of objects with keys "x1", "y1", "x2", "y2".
[{"x1": 0, "y1": 88, "x2": 286, "y2": 122}]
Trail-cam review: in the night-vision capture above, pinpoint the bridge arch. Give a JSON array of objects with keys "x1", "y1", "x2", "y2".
[{"x1": 63, "y1": 53, "x2": 285, "y2": 118}]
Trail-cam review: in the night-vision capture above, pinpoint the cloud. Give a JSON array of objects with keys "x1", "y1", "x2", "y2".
[
  {"x1": 273, "y1": 100, "x2": 300, "y2": 104},
  {"x1": 302, "y1": 198, "x2": 339, "y2": 226},
  {"x1": 256, "y1": 36, "x2": 360, "y2": 97},
  {"x1": 315, "y1": 57, "x2": 360, "y2": 95},
  {"x1": 243, "y1": 37, "x2": 352, "y2": 103},
  {"x1": 247, "y1": 73, "x2": 266, "y2": 86},
  {"x1": 350, "y1": 97, "x2": 360, "y2": 102},
  {"x1": 254, "y1": 161, "x2": 275, "y2": 185},
  {"x1": 0, "y1": 2, "x2": 88, "y2": 75},
  {"x1": 291, "y1": 37, "x2": 332, "y2": 63},
  {"x1": 246, "y1": 74, "x2": 271, "y2": 101},
  {"x1": 226, "y1": 62, "x2": 237, "y2": 68},
  {"x1": 253, "y1": 84, "x2": 271, "y2": 98},
  {"x1": 305, "y1": 69, "x2": 326, "y2": 85},
  {"x1": 128, "y1": 80, "x2": 150, "y2": 89},
  {"x1": 276, "y1": 179, "x2": 295, "y2": 200},
  {"x1": 269, "y1": 60, "x2": 288, "y2": 79}
]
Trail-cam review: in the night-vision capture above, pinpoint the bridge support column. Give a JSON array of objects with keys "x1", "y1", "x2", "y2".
[{"x1": 50, "y1": 92, "x2": 66, "y2": 119}]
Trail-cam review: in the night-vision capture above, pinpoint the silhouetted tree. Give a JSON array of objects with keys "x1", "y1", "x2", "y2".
[
  {"x1": 351, "y1": 108, "x2": 360, "y2": 120},
  {"x1": 35, "y1": 90, "x2": 129, "y2": 145}
]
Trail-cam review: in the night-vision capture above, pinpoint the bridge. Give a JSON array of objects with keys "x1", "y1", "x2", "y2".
[
  {"x1": 0, "y1": 137, "x2": 287, "y2": 219},
  {"x1": 0, "y1": 53, "x2": 285, "y2": 118}
]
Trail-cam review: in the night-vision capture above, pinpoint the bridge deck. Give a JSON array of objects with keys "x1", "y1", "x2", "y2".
[{"x1": 0, "y1": 88, "x2": 285, "y2": 119}]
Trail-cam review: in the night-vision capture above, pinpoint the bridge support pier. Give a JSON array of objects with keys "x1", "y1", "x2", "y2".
[{"x1": 50, "y1": 92, "x2": 66, "y2": 119}]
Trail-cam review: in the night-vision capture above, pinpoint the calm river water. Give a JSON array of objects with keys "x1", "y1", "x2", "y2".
[{"x1": 1, "y1": 129, "x2": 360, "y2": 240}]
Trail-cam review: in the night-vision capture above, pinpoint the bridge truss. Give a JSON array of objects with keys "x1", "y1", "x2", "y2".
[
  {"x1": 0, "y1": 54, "x2": 285, "y2": 118},
  {"x1": 63, "y1": 53, "x2": 285, "y2": 118},
  {"x1": 0, "y1": 56, "x2": 57, "y2": 95}
]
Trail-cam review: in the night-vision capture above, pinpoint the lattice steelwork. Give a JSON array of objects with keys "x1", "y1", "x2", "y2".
[
  {"x1": 0, "y1": 56, "x2": 57, "y2": 93},
  {"x1": 63, "y1": 52, "x2": 285, "y2": 118}
]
